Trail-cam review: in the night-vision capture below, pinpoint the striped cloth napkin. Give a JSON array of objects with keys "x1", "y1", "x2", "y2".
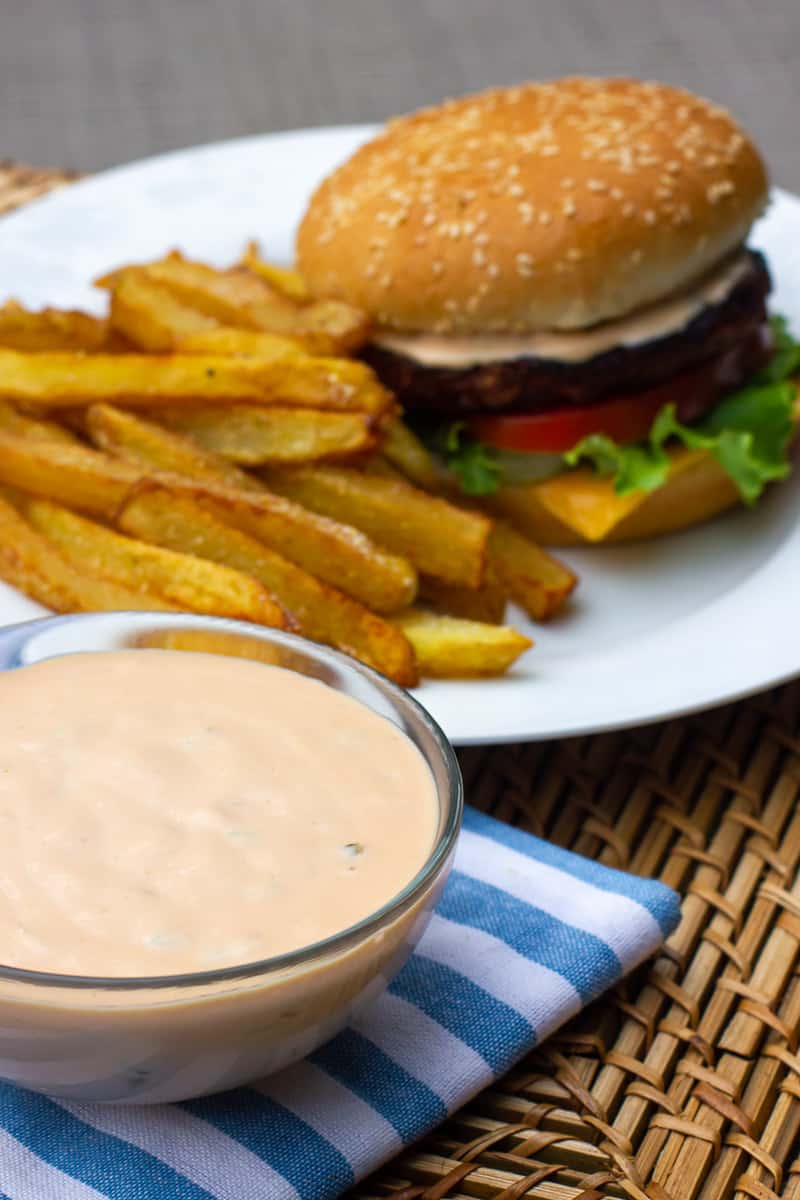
[{"x1": 0, "y1": 806, "x2": 680, "y2": 1200}]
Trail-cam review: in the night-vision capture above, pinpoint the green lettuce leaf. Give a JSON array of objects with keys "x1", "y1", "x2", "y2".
[
  {"x1": 436, "y1": 422, "x2": 503, "y2": 495},
  {"x1": 566, "y1": 382, "x2": 795, "y2": 505},
  {"x1": 566, "y1": 315, "x2": 799, "y2": 504}
]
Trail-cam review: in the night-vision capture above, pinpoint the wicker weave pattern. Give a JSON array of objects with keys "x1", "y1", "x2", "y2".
[
  {"x1": 2, "y1": 164, "x2": 799, "y2": 1200},
  {"x1": 356, "y1": 683, "x2": 800, "y2": 1199}
]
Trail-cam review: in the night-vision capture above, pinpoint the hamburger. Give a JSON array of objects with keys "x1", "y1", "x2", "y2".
[{"x1": 297, "y1": 78, "x2": 799, "y2": 545}]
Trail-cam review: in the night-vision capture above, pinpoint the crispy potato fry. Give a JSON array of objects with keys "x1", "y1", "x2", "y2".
[
  {"x1": 240, "y1": 242, "x2": 309, "y2": 302},
  {"x1": 0, "y1": 399, "x2": 79, "y2": 444},
  {"x1": 419, "y1": 569, "x2": 507, "y2": 625},
  {"x1": 87, "y1": 404, "x2": 251, "y2": 487},
  {"x1": 176, "y1": 327, "x2": 305, "y2": 355},
  {"x1": 133, "y1": 627, "x2": 286, "y2": 666},
  {"x1": 119, "y1": 491, "x2": 418, "y2": 685},
  {"x1": 0, "y1": 347, "x2": 390, "y2": 413},
  {"x1": 488, "y1": 520, "x2": 578, "y2": 620},
  {"x1": 0, "y1": 300, "x2": 110, "y2": 352},
  {"x1": 379, "y1": 418, "x2": 444, "y2": 492},
  {"x1": 82, "y1": 408, "x2": 417, "y2": 612},
  {"x1": 100, "y1": 254, "x2": 369, "y2": 354},
  {"x1": 0, "y1": 488, "x2": 175, "y2": 614},
  {"x1": 157, "y1": 404, "x2": 376, "y2": 464},
  {"x1": 25, "y1": 498, "x2": 290, "y2": 629},
  {"x1": 188, "y1": 485, "x2": 417, "y2": 614},
  {"x1": 393, "y1": 608, "x2": 532, "y2": 677},
  {"x1": 262, "y1": 465, "x2": 491, "y2": 587},
  {"x1": 0, "y1": 430, "x2": 140, "y2": 516},
  {"x1": 108, "y1": 271, "x2": 220, "y2": 351}
]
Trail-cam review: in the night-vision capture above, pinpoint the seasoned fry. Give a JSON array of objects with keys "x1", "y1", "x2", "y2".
[
  {"x1": 83, "y1": 408, "x2": 417, "y2": 613},
  {"x1": 187, "y1": 485, "x2": 417, "y2": 614},
  {"x1": 0, "y1": 347, "x2": 390, "y2": 413},
  {"x1": 0, "y1": 300, "x2": 110, "y2": 352},
  {"x1": 176, "y1": 327, "x2": 306, "y2": 355},
  {"x1": 100, "y1": 254, "x2": 369, "y2": 354},
  {"x1": 157, "y1": 404, "x2": 377, "y2": 464},
  {"x1": 419, "y1": 570, "x2": 507, "y2": 625},
  {"x1": 262, "y1": 465, "x2": 491, "y2": 587},
  {"x1": 393, "y1": 608, "x2": 532, "y2": 677},
  {"x1": 240, "y1": 242, "x2": 309, "y2": 302},
  {"x1": 132, "y1": 627, "x2": 286, "y2": 666},
  {"x1": 0, "y1": 399, "x2": 79, "y2": 444},
  {"x1": 108, "y1": 271, "x2": 219, "y2": 351},
  {"x1": 119, "y1": 490, "x2": 418, "y2": 685},
  {"x1": 0, "y1": 489, "x2": 174, "y2": 614},
  {"x1": 87, "y1": 404, "x2": 251, "y2": 487},
  {"x1": 379, "y1": 418, "x2": 444, "y2": 492},
  {"x1": 488, "y1": 520, "x2": 577, "y2": 620},
  {"x1": 0, "y1": 430, "x2": 140, "y2": 516},
  {"x1": 174, "y1": 332, "x2": 393, "y2": 415},
  {"x1": 25, "y1": 498, "x2": 290, "y2": 629}
]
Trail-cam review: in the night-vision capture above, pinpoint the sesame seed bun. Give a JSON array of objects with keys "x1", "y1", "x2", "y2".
[{"x1": 296, "y1": 78, "x2": 769, "y2": 335}]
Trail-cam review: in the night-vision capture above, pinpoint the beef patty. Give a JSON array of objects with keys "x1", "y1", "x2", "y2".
[{"x1": 363, "y1": 250, "x2": 772, "y2": 418}]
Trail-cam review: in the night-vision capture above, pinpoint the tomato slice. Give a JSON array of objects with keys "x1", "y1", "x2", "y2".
[{"x1": 467, "y1": 358, "x2": 727, "y2": 454}]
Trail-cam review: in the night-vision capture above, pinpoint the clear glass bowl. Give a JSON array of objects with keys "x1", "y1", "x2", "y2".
[{"x1": 0, "y1": 612, "x2": 462, "y2": 1103}]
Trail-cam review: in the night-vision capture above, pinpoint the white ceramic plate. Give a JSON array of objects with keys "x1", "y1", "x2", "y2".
[{"x1": 0, "y1": 126, "x2": 799, "y2": 745}]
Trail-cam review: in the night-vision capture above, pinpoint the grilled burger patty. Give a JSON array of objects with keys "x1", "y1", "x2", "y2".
[{"x1": 364, "y1": 250, "x2": 772, "y2": 418}]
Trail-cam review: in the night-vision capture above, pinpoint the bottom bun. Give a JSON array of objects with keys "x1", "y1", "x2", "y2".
[{"x1": 486, "y1": 446, "x2": 741, "y2": 546}]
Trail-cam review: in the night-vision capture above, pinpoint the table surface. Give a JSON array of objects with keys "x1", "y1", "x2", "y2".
[{"x1": 3, "y1": 0, "x2": 800, "y2": 189}]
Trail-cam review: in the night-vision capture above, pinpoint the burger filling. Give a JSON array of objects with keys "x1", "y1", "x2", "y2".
[{"x1": 365, "y1": 250, "x2": 798, "y2": 504}]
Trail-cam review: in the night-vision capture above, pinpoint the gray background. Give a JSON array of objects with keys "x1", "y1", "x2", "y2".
[{"x1": 2, "y1": 0, "x2": 800, "y2": 188}]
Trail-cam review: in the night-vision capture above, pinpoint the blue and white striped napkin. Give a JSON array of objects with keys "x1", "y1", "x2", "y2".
[{"x1": 0, "y1": 806, "x2": 680, "y2": 1200}]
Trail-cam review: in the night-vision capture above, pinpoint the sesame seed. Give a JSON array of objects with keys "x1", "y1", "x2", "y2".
[
  {"x1": 474, "y1": 231, "x2": 490, "y2": 246},
  {"x1": 560, "y1": 177, "x2": 576, "y2": 189},
  {"x1": 486, "y1": 263, "x2": 501, "y2": 278},
  {"x1": 566, "y1": 247, "x2": 583, "y2": 262},
  {"x1": 431, "y1": 260, "x2": 444, "y2": 277},
  {"x1": 472, "y1": 248, "x2": 486, "y2": 266},
  {"x1": 707, "y1": 179, "x2": 735, "y2": 203},
  {"x1": 421, "y1": 211, "x2": 437, "y2": 228},
  {"x1": 515, "y1": 251, "x2": 535, "y2": 277},
  {"x1": 563, "y1": 197, "x2": 577, "y2": 217},
  {"x1": 586, "y1": 179, "x2": 607, "y2": 192},
  {"x1": 539, "y1": 211, "x2": 553, "y2": 226},
  {"x1": 642, "y1": 209, "x2": 656, "y2": 225}
]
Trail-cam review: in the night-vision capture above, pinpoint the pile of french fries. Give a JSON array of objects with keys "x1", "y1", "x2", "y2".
[{"x1": 0, "y1": 247, "x2": 577, "y2": 684}]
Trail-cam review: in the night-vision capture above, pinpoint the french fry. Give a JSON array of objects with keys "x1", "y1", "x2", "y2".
[
  {"x1": 83, "y1": 408, "x2": 418, "y2": 613},
  {"x1": 488, "y1": 520, "x2": 578, "y2": 620},
  {"x1": 24, "y1": 498, "x2": 291, "y2": 629},
  {"x1": 174, "y1": 332, "x2": 393, "y2": 415},
  {"x1": 0, "y1": 489, "x2": 175, "y2": 614},
  {"x1": 119, "y1": 490, "x2": 418, "y2": 685},
  {"x1": 393, "y1": 608, "x2": 532, "y2": 677},
  {"x1": 0, "y1": 347, "x2": 390, "y2": 414},
  {"x1": 0, "y1": 430, "x2": 140, "y2": 516},
  {"x1": 419, "y1": 569, "x2": 508, "y2": 625},
  {"x1": 261, "y1": 464, "x2": 491, "y2": 588},
  {"x1": 87, "y1": 404, "x2": 251, "y2": 487},
  {"x1": 100, "y1": 254, "x2": 369, "y2": 354},
  {"x1": 0, "y1": 399, "x2": 79, "y2": 444},
  {"x1": 108, "y1": 271, "x2": 219, "y2": 351},
  {"x1": 239, "y1": 242, "x2": 309, "y2": 301},
  {"x1": 132, "y1": 627, "x2": 286, "y2": 666},
  {"x1": 156, "y1": 404, "x2": 377, "y2": 464},
  {"x1": 379, "y1": 418, "x2": 444, "y2": 492},
  {"x1": 0, "y1": 300, "x2": 110, "y2": 352}
]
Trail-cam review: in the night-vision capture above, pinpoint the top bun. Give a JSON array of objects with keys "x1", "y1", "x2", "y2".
[{"x1": 297, "y1": 78, "x2": 768, "y2": 334}]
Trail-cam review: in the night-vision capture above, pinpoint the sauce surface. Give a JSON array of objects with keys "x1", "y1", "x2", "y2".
[{"x1": 0, "y1": 650, "x2": 437, "y2": 976}]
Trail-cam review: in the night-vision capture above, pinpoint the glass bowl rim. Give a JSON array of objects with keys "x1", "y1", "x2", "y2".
[{"x1": 0, "y1": 611, "x2": 463, "y2": 992}]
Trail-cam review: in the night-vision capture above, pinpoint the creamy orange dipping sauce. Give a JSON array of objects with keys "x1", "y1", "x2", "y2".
[{"x1": 0, "y1": 650, "x2": 438, "y2": 977}]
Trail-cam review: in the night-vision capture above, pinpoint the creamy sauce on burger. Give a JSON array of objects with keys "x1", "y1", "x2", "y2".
[
  {"x1": 372, "y1": 252, "x2": 752, "y2": 367},
  {"x1": 0, "y1": 650, "x2": 438, "y2": 977}
]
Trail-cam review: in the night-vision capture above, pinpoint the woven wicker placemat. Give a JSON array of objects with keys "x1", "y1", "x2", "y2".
[{"x1": 3, "y1": 162, "x2": 800, "y2": 1200}]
